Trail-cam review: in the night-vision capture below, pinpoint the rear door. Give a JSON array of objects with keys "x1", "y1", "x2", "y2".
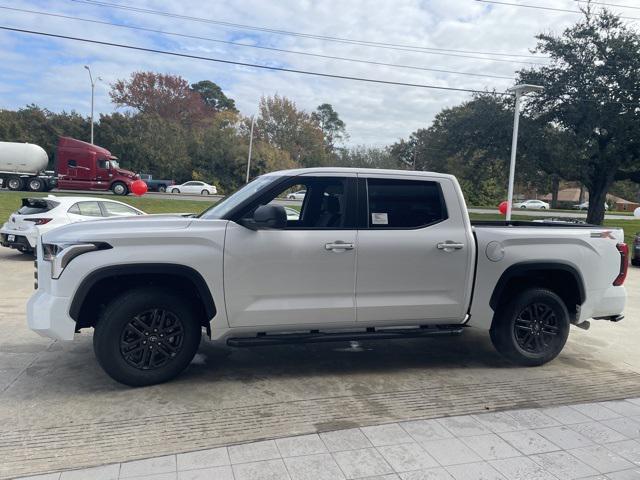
[{"x1": 355, "y1": 174, "x2": 474, "y2": 325}]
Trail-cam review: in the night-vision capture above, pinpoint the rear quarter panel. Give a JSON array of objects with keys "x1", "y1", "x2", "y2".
[{"x1": 469, "y1": 226, "x2": 625, "y2": 330}]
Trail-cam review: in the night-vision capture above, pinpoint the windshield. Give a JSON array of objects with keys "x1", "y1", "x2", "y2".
[{"x1": 199, "y1": 175, "x2": 281, "y2": 219}]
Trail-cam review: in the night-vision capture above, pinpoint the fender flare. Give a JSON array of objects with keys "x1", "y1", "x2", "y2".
[
  {"x1": 489, "y1": 261, "x2": 586, "y2": 311},
  {"x1": 69, "y1": 263, "x2": 216, "y2": 321}
]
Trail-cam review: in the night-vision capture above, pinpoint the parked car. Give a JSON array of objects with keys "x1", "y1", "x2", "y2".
[
  {"x1": 286, "y1": 190, "x2": 306, "y2": 200},
  {"x1": 0, "y1": 195, "x2": 144, "y2": 254},
  {"x1": 633, "y1": 232, "x2": 640, "y2": 267},
  {"x1": 170, "y1": 181, "x2": 217, "y2": 195},
  {"x1": 513, "y1": 199, "x2": 550, "y2": 209},
  {"x1": 139, "y1": 173, "x2": 174, "y2": 193},
  {"x1": 28, "y1": 167, "x2": 627, "y2": 386},
  {"x1": 573, "y1": 201, "x2": 609, "y2": 211}
]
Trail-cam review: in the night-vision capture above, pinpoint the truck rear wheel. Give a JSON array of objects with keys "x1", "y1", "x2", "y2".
[
  {"x1": 490, "y1": 288, "x2": 570, "y2": 366},
  {"x1": 158, "y1": 185, "x2": 167, "y2": 193},
  {"x1": 7, "y1": 177, "x2": 24, "y2": 191},
  {"x1": 27, "y1": 178, "x2": 45, "y2": 192},
  {"x1": 111, "y1": 182, "x2": 128, "y2": 195},
  {"x1": 93, "y1": 288, "x2": 202, "y2": 386}
]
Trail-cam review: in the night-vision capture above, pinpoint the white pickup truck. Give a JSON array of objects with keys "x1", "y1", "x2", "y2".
[{"x1": 27, "y1": 168, "x2": 628, "y2": 386}]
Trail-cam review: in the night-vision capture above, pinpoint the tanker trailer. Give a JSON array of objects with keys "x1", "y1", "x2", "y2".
[{"x1": 0, "y1": 142, "x2": 56, "y2": 191}]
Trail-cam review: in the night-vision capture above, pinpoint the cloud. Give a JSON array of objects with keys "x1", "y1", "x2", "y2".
[{"x1": 0, "y1": 0, "x2": 599, "y2": 145}]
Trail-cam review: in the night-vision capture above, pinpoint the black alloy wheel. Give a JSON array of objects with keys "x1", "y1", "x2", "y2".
[
  {"x1": 93, "y1": 287, "x2": 201, "y2": 386},
  {"x1": 513, "y1": 303, "x2": 560, "y2": 354},
  {"x1": 120, "y1": 309, "x2": 185, "y2": 370},
  {"x1": 490, "y1": 288, "x2": 570, "y2": 366}
]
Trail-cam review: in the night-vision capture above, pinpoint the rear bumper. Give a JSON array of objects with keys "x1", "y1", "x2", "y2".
[
  {"x1": 585, "y1": 285, "x2": 626, "y2": 322},
  {"x1": 26, "y1": 290, "x2": 75, "y2": 340},
  {"x1": 0, "y1": 230, "x2": 36, "y2": 250}
]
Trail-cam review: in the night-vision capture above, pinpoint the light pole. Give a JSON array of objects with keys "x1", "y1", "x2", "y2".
[
  {"x1": 505, "y1": 84, "x2": 544, "y2": 220},
  {"x1": 84, "y1": 65, "x2": 102, "y2": 144},
  {"x1": 246, "y1": 114, "x2": 257, "y2": 183}
]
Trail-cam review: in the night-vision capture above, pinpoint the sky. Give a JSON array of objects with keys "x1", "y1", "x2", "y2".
[{"x1": 0, "y1": 0, "x2": 636, "y2": 146}]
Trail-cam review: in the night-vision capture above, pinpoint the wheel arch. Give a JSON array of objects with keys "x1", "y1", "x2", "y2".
[
  {"x1": 70, "y1": 264, "x2": 216, "y2": 331},
  {"x1": 489, "y1": 261, "x2": 586, "y2": 318}
]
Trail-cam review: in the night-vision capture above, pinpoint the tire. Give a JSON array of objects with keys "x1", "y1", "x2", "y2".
[
  {"x1": 111, "y1": 182, "x2": 128, "y2": 196},
  {"x1": 201, "y1": 189, "x2": 209, "y2": 195},
  {"x1": 158, "y1": 185, "x2": 167, "y2": 193},
  {"x1": 7, "y1": 177, "x2": 23, "y2": 191},
  {"x1": 490, "y1": 288, "x2": 570, "y2": 366},
  {"x1": 93, "y1": 287, "x2": 202, "y2": 386},
  {"x1": 540, "y1": 206, "x2": 546, "y2": 209},
  {"x1": 28, "y1": 178, "x2": 45, "y2": 192},
  {"x1": 520, "y1": 206, "x2": 526, "y2": 209},
  {"x1": 172, "y1": 188, "x2": 180, "y2": 194}
]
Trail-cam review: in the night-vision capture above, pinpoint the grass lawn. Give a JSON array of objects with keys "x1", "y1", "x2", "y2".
[
  {"x1": 1, "y1": 190, "x2": 638, "y2": 245},
  {"x1": 0, "y1": 190, "x2": 213, "y2": 221}
]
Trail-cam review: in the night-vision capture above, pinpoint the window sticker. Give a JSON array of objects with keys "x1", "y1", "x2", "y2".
[{"x1": 371, "y1": 212, "x2": 388, "y2": 225}]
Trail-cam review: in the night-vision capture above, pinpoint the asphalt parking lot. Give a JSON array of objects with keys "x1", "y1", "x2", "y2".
[{"x1": 1, "y1": 248, "x2": 640, "y2": 479}]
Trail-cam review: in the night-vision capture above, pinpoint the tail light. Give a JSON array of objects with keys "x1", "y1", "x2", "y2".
[
  {"x1": 613, "y1": 243, "x2": 629, "y2": 286},
  {"x1": 25, "y1": 218, "x2": 52, "y2": 225}
]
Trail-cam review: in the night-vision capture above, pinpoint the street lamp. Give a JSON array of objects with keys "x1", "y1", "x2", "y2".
[
  {"x1": 246, "y1": 114, "x2": 257, "y2": 183},
  {"x1": 505, "y1": 83, "x2": 544, "y2": 221},
  {"x1": 84, "y1": 65, "x2": 102, "y2": 144}
]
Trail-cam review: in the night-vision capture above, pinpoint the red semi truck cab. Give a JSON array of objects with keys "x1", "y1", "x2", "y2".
[{"x1": 55, "y1": 137, "x2": 138, "y2": 195}]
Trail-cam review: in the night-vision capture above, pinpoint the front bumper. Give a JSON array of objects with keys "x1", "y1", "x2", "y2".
[{"x1": 26, "y1": 290, "x2": 76, "y2": 340}]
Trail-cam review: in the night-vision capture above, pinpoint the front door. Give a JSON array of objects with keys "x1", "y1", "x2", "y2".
[
  {"x1": 224, "y1": 175, "x2": 358, "y2": 328},
  {"x1": 355, "y1": 174, "x2": 474, "y2": 325}
]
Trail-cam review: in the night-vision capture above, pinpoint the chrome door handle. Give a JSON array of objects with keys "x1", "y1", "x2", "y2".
[
  {"x1": 325, "y1": 241, "x2": 354, "y2": 251},
  {"x1": 437, "y1": 241, "x2": 464, "y2": 251}
]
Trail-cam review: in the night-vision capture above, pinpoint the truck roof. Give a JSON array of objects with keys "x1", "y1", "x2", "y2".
[
  {"x1": 58, "y1": 136, "x2": 112, "y2": 157},
  {"x1": 263, "y1": 167, "x2": 456, "y2": 180}
]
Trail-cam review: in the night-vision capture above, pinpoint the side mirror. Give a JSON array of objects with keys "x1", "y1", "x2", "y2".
[{"x1": 242, "y1": 205, "x2": 287, "y2": 230}]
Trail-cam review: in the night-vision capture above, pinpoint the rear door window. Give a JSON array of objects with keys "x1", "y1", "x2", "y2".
[
  {"x1": 365, "y1": 178, "x2": 447, "y2": 229},
  {"x1": 101, "y1": 202, "x2": 141, "y2": 217},
  {"x1": 68, "y1": 201, "x2": 102, "y2": 217}
]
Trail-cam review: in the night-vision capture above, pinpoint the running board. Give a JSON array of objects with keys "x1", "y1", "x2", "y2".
[{"x1": 226, "y1": 325, "x2": 464, "y2": 347}]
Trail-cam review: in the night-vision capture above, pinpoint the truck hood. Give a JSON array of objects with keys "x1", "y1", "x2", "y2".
[
  {"x1": 41, "y1": 215, "x2": 193, "y2": 244},
  {"x1": 116, "y1": 168, "x2": 136, "y2": 178}
]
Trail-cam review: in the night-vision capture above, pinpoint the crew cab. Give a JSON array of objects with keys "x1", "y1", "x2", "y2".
[{"x1": 26, "y1": 168, "x2": 628, "y2": 386}]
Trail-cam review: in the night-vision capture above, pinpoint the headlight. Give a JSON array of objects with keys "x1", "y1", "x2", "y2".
[{"x1": 42, "y1": 241, "x2": 111, "y2": 279}]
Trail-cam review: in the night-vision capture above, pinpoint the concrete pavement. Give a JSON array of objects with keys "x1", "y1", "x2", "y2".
[
  {"x1": 1, "y1": 248, "x2": 640, "y2": 478},
  {"x1": 17, "y1": 397, "x2": 640, "y2": 480}
]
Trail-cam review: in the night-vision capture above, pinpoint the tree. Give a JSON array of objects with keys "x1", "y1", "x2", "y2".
[
  {"x1": 190, "y1": 81, "x2": 237, "y2": 113},
  {"x1": 518, "y1": 8, "x2": 640, "y2": 224},
  {"x1": 110, "y1": 72, "x2": 208, "y2": 123},
  {"x1": 311, "y1": 103, "x2": 347, "y2": 151},
  {"x1": 255, "y1": 95, "x2": 328, "y2": 167}
]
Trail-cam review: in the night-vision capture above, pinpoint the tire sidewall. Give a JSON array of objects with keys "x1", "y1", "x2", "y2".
[
  {"x1": 112, "y1": 182, "x2": 128, "y2": 196},
  {"x1": 93, "y1": 288, "x2": 201, "y2": 386},
  {"x1": 29, "y1": 179, "x2": 44, "y2": 191},
  {"x1": 8, "y1": 177, "x2": 23, "y2": 190},
  {"x1": 491, "y1": 289, "x2": 570, "y2": 366}
]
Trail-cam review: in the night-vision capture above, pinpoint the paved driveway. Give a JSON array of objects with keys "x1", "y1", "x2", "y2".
[{"x1": 1, "y1": 248, "x2": 639, "y2": 479}]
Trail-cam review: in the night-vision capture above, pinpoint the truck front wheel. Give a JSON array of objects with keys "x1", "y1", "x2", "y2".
[
  {"x1": 93, "y1": 288, "x2": 202, "y2": 386},
  {"x1": 111, "y1": 182, "x2": 128, "y2": 195},
  {"x1": 490, "y1": 288, "x2": 570, "y2": 366}
]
